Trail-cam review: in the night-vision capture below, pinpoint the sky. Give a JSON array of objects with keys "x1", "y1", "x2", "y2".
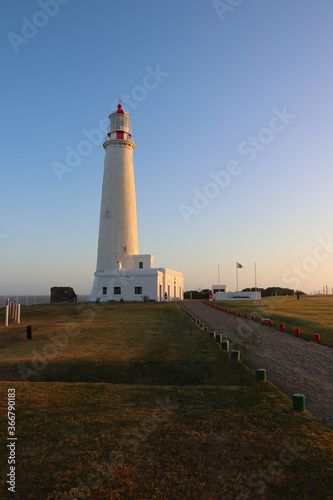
[{"x1": 1, "y1": 0, "x2": 333, "y2": 296}]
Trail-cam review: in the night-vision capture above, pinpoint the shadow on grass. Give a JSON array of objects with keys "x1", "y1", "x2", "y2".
[{"x1": 1, "y1": 356, "x2": 256, "y2": 386}]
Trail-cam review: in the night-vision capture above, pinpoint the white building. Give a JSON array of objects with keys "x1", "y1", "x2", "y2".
[
  {"x1": 211, "y1": 284, "x2": 228, "y2": 298},
  {"x1": 214, "y1": 290, "x2": 261, "y2": 301},
  {"x1": 90, "y1": 104, "x2": 184, "y2": 302}
]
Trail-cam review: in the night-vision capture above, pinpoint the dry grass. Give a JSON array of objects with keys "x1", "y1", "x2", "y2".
[
  {"x1": 0, "y1": 382, "x2": 332, "y2": 499},
  {"x1": 0, "y1": 302, "x2": 332, "y2": 499},
  {"x1": 215, "y1": 295, "x2": 333, "y2": 347},
  {"x1": 0, "y1": 302, "x2": 254, "y2": 385}
]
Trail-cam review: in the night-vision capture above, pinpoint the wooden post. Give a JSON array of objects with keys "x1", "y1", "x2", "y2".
[
  {"x1": 27, "y1": 326, "x2": 33, "y2": 340},
  {"x1": 5, "y1": 305, "x2": 9, "y2": 327},
  {"x1": 17, "y1": 304, "x2": 21, "y2": 324}
]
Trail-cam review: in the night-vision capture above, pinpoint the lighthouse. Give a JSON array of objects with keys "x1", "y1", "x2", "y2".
[
  {"x1": 96, "y1": 103, "x2": 138, "y2": 271},
  {"x1": 90, "y1": 104, "x2": 184, "y2": 302}
]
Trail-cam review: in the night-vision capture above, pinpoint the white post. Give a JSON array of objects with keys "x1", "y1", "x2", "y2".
[
  {"x1": 14, "y1": 303, "x2": 18, "y2": 322},
  {"x1": 17, "y1": 304, "x2": 21, "y2": 324},
  {"x1": 5, "y1": 305, "x2": 9, "y2": 327}
]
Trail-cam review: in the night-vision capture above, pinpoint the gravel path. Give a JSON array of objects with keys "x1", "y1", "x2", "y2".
[{"x1": 181, "y1": 300, "x2": 333, "y2": 430}]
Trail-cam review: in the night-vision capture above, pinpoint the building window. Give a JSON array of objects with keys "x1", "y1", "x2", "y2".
[
  {"x1": 139, "y1": 261, "x2": 143, "y2": 269},
  {"x1": 135, "y1": 286, "x2": 142, "y2": 294},
  {"x1": 103, "y1": 287, "x2": 107, "y2": 295},
  {"x1": 123, "y1": 244, "x2": 127, "y2": 253},
  {"x1": 114, "y1": 287, "x2": 121, "y2": 295}
]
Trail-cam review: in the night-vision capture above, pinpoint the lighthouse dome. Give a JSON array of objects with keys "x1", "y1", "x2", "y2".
[{"x1": 107, "y1": 103, "x2": 132, "y2": 140}]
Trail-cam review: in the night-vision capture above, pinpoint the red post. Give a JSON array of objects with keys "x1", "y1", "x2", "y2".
[
  {"x1": 244, "y1": 314, "x2": 248, "y2": 319},
  {"x1": 259, "y1": 318, "x2": 263, "y2": 323},
  {"x1": 314, "y1": 334, "x2": 320, "y2": 342},
  {"x1": 280, "y1": 323, "x2": 285, "y2": 331},
  {"x1": 251, "y1": 315, "x2": 255, "y2": 320},
  {"x1": 295, "y1": 328, "x2": 300, "y2": 336}
]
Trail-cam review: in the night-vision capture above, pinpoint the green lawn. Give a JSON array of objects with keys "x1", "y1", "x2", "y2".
[
  {"x1": 0, "y1": 302, "x2": 332, "y2": 499},
  {"x1": 214, "y1": 295, "x2": 333, "y2": 347}
]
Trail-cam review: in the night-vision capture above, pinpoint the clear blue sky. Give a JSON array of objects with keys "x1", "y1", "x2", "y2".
[{"x1": 1, "y1": 0, "x2": 333, "y2": 295}]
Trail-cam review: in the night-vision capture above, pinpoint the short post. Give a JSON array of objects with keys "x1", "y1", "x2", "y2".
[
  {"x1": 27, "y1": 325, "x2": 33, "y2": 340},
  {"x1": 280, "y1": 323, "x2": 285, "y2": 331},
  {"x1": 251, "y1": 315, "x2": 255, "y2": 320},
  {"x1": 221, "y1": 340, "x2": 229, "y2": 351},
  {"x1": 244, "y1": 314, "x2": 248, "y2": 319},
  {"x1": 230, "y1": 350, "x2": 240, "y2": 361},
  {"x1": 269, "y1": 320, "x2": 273, "y2": 326},
  {"x1": 210, "y1": 331, "x2": 216, "y2": 338},
  {"x1": 14, "y1": 304, "x2": 18, "y2": 322},
  {"x1": 259, "y1": 318, "x2": 263, "y2": 323},
  {"x1": 314, "y1": 334, "x2": 320, "y2": 342},
  {"x1": 292, "y1": 394, "x2": 305, "y2": 412},
  {"x1": 5, "y1": 305, "x2": 9, "y2": 327},
  {"x1": 215, "y1": 333, "x2": 222, "y2": 343},
  {"x1": 17, "y1": 304, "x2": 21, "y2": 324},
  {"x1": 295, "y1": 328, "x2": 300, "y2": 336},
  {"x1": 256, "y1": 369, "x2": 266, "y2": 380}
]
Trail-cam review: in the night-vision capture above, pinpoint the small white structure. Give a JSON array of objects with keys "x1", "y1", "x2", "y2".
[
  {"x1": 90, "y1": 104, "x2": 184, "y2": 302},
  {"x1": 215, "y1": 291, "x2": 261, "y2": 301},
  {"x1": 211, "y1": 284, "x2": 228, "y2": 299}
]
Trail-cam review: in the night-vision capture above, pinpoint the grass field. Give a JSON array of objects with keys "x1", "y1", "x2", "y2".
[
  {"x1": 215, "y1": 295, "x2": 333, "y2": 347},
  {"x1": 0, "y1": 301, "x2": 332, "y2": 499}
]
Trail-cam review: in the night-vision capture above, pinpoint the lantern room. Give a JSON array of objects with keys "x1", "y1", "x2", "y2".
[{"x1": 106, "y1": 103, "x2": 132, "y2": 141}]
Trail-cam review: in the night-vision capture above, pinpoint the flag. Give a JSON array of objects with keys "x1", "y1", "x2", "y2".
[{"x1": 236, "y1": 262, "x2": 243, "y2": 268}]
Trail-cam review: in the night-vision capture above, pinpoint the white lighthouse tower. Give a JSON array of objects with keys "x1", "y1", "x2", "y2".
[
  {"x1": 96, "y1": 103, "x2": 138, "y2": 271},
  {"x1": 90, "y1": 104, "x2": 184, "y2": 302}
]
